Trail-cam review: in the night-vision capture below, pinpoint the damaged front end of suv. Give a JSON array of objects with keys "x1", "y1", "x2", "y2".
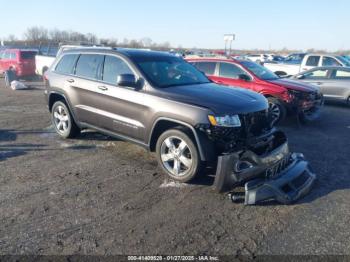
[{"x1": 198, "y1": 109, "x2": 316, "y2": 205}]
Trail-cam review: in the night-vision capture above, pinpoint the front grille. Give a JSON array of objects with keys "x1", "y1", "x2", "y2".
[
  {"x1": 241, "y1": 110, "x2": 272, "y2": 136},
  {"x1": 265, "y1": 154, "x2": 291, "y2": 179}
]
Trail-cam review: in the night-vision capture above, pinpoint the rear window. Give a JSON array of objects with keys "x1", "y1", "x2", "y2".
[
  {"x1": 20, "y1": 51, "x2": 36, "y2": 60},
  {"x1": 306, "y1": 56, "x2": 320, "y2": 66},
  {"x1": 193, "y1": 62, "x2": 216, "y2": 75},
  {"x1": 55, "y1": 54, "x2": 79, "y2": 75},
  {"x1": 75, "y1": 54, "x2": 104, "y2": 79}
]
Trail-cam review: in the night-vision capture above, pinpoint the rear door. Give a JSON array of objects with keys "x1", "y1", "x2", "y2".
[
  {"x1": 211, "y1": 62, "x2": 252, "y2": 89},
  {"x1": 19, "y1": 51, "x2": 36, "y2": 75},
  {"x1": 68, "y1": 54, "x2": 105, "y2": 127},
  {"x1": 325, "y1": 69, "x2": 350, "y2": 100}
]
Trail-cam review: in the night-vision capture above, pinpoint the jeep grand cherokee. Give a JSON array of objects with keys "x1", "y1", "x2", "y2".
[{"x1": 45, "y1": 48, "x2": 315, "y2": 204}]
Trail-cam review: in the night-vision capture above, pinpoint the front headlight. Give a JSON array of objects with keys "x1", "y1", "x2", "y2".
[{"x1": 208, "y1": 114, "x2": 241, "y2": 127}]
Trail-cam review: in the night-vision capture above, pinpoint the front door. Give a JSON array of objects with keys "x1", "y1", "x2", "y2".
[{"x1": 95, "y1": 55, "x2": 148, "y2": 141}]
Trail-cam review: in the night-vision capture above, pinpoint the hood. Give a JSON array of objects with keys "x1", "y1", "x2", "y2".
[
  {"x1": 268, "y1": 78, "x2": 319, "y2": 93},
  {"x1": 154, "y1": 83, "x2": 268, "y2": 115}
]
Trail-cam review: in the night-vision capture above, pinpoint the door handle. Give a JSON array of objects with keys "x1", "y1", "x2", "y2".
[
  {"x1": 66, "y1": 79, "x2": 75, "y2": 83},
  {"x1": 98, "y1": 86, "x2": 108, "y2": 91}
]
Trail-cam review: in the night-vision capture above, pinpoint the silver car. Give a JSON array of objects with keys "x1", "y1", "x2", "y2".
[{"x1": 291, "y1": 66, "x2": 350, "y2": 105}]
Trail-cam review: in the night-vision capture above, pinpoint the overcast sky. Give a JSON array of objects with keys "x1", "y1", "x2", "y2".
[{"x1": 0, "y1": 0, "x2": 349, "y2": 51}]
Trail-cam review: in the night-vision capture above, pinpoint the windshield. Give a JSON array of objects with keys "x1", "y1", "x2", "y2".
[
  {"x1": 336, "y1": 56, "x2": 350, "y2": 66},
  {"x1": 20, "y1": 51, "x2": 37, "y2": 60},
  {"x1": 134, "y1": 56, "x2": 210, "y2": 88},
  {"x1": 240, "y1": 60, "x2": 279, "y2": 80}
]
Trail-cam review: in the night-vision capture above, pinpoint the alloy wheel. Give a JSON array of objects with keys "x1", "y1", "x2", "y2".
[
  {"x1": 53, "y1": 105, "x2": 69, "y2": 133},
  {"x1": 160, "y1": 136, "x2": 193, "y2": 177},
  {"x1": 269, "y1": 102, "x2": 281, "y2": 124}
]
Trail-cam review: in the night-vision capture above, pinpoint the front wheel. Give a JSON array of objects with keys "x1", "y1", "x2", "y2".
[
  {"x1": 156, "y1": 129, "x2": 201, "y2": 183},
  {"x1": 51, "y1": 101, "x2": 80, "y2": 138},
  {"x1": 267, "y1": 97, "x2": 287, "y2": 125}
]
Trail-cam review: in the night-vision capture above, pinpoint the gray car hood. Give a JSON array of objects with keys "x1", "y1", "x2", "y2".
[{"x1": 154, "y1": 83, "x2": 268, "y2": 115}]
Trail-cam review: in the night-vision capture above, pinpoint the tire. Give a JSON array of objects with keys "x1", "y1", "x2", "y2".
[
  {"x1": 267, "y1": 97, "x2": 287, "y2": 125},
  {"x1": 156, "y1": 129, "x2": 201, "y2": 183},
  {"x1": 51, "y1": 101, "x2": 80, "y2": 138},
  {"x1": 299, "y1": 107, "x2": 322, "y2": 123}
]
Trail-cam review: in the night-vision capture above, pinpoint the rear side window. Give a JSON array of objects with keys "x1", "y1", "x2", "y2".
[
  {"x1": 303, "y1": 69, "x2": 329, "y2": 79},
  {"x1": 10, "y1": 52, "x2": 17, "y2": 60},
  {"x1": 193, "y1": 62, "x2": 216, "y2": 75},
  {"x1": 334, "y1": 70, "x2": 350, "y2": 79},
  {"x1": 75, "y1": 54, "x2": 104, "y2": 79},
  {"x1": 103, "y1": 56, "x2": 133, "y2": 84},
  {"x1": 3, "y1": 52, "x2": 11, "y2": 59},
  {"x1": 55, "y1": 54, "x2": 79, "y2": 75},
  {"x1": 219, "y1": 62, "x2": 246, "y2": 78},
  {"x1": 305, "y1": 56, "x2": 320, "y2": 66},
  {"x1": 20, "y1": 51, "x2": 36, "y2": 60}
]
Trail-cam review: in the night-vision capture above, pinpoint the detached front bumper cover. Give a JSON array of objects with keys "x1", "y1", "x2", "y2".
[
  {"x1": 244, "y1": 153, "x2": 316, "y2": 205},
  {"x1": 213, "y1": 135, "x2": 316, "y2": 205}
]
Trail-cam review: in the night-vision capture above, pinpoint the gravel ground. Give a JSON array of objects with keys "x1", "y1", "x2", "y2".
[{"x1": 0, "y1": 80, "x2": 349, "y2": 256}]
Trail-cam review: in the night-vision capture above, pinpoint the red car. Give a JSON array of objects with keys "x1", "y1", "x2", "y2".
[
  {"x1": 0, "y1": 49, "x2": 37, "y2": 78},
  {"x1": 187, "y1": 58, "x2": 324, "y2": 124}
]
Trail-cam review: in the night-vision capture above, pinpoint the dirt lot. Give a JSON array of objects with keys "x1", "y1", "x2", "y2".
[{"x1": 0, "y1": 80, "x2": 350, "y2": 256}]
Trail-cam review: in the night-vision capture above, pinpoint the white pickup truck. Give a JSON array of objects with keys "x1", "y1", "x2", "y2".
[
  {"x1": 35, "y1": 44, "x2": 105, "y2": 76},
  {"x1": 264, "y1": 53, "x2": 350, "y2": 77}
]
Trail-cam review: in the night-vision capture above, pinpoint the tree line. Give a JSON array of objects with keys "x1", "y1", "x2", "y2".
[
  {"x1": 1, "y1": 26, "x2": 349, "y2": 55},
  {"x1": 1, "y1": 26, "x2": 173, "y2": 50}
]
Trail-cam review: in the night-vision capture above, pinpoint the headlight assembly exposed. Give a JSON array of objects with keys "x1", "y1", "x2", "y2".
[{"x1": 208, "y1": 114, "x2": 241, "y2": 127}]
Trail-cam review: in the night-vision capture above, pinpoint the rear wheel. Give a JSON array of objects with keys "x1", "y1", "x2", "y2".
[
  {"x1": 156, "y1": 129, "x2": 201, "y2": 183},
  {"x1": 51, "y1": 101, "x2": 80, "y2": 138},
  {"x1": 267, "y1": 97, "x2": 286, "y2": 125}
]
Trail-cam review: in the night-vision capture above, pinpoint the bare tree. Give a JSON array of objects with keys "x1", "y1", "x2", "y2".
[{"x1": 24, "y1": 26, "x2": 48, "y2": 42}]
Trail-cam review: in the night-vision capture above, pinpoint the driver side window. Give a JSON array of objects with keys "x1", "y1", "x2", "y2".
[
  {"x1": 103, "y1": 55, "x2": 133, "y2": 85},
  {"x1": 219, "y1": 62, "x2": 247, "y2": 79},
  {"x1": 322, "y1": 57, "x2": 341, "y2": 66}
]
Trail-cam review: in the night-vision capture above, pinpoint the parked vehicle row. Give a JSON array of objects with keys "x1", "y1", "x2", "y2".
[
  {"x1": 187, "y1": 58, "x2": 324, "y2": 124},
  {"x1": 264, "y1": 53, "x2": 350, "y2": 76}
]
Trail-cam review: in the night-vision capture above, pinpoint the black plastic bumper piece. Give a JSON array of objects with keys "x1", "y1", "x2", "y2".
[
  {"x1": 213, "y1": 149, "x2": 316, "y2": 205},
  {"x1": 244, "y1": 153, "x2": 316, "y2": 205}
]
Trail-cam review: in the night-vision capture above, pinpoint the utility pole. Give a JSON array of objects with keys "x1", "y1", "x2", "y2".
[{"x1": 224, "y1": 34, "x2": 235, "y2": 56}]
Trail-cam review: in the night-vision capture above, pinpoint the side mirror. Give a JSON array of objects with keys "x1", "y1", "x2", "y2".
[
  {"x1": 117, "y1": 74, "x2": 138, "y2": 88},
  {"x1": 275, "y1": 71, "x2": 287, "y2": 78},
  {"x1": 238, "y1": 74, "x2": 251, "y2": 81}
]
